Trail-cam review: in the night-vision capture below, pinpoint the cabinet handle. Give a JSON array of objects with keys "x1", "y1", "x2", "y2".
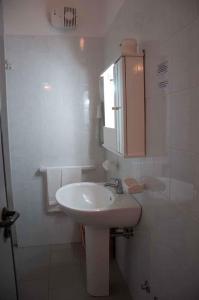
[{"x1": 112, "y1": 106, "x2": 121, "y2": 111}]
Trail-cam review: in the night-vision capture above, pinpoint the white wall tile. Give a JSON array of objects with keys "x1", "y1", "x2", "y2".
[
  {"x1": 3, "y1": 0, "x2": 125, "y2": 37},
  {"x1": 5, "y1": 36, "x2": 105, "y2": 246},
  {"x1": 104, "y1": 1, "x2": 199, "y2": 299},
  {"x1": 169, "y1": 18, "x2": 199, "y2": 93},
  {"x1": 169, "y1": 89, "x2": 194, "y2": 152}
]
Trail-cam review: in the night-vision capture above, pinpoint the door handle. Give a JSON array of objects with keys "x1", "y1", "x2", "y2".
[
  {"x1": 0, "y1": 207, "x2": 20, "y2": 228},
  {"x1": 112, "y1": 106, "x2": 121, "y2": 111}
]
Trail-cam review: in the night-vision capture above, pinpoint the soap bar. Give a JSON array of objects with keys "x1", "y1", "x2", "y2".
[{"x1": 124, "y1": 177, "x2": 144, "y2": 194}]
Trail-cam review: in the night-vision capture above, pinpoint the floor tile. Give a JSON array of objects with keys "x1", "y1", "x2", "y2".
[
  {"x1": 49, "y1": 264, "x2": 85, "y2": 290},
  {"x1": 49, "y1": 286, "x2": 87, "y2": 300},
  {"x1": 16, "y1": 244, "x2": 132, "y2": 300},
  {"x1": 49, "y1": 259, "x2": 132, "y2": 300},
  {"x1": 15, "y1": 246, "x2": 50, "y2": 281},
  {"x1": 18, "y1": 279, "x2": 49, "y2": 300},
  {"x1": 50, "y1": 243, "x2": 85, "y2": 267}
]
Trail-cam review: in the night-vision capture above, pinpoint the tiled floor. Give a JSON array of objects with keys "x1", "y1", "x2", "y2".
[{"x1": 14, "y1": 243, "x2": 132, "y2": 300}]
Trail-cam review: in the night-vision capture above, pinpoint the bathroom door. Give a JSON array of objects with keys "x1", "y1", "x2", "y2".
[
  {"x1": 0, "y1": 0, "x2": 18, "y2": 299},
  {"x1": 0, "y1": 127, "x2": 18, "y2": 300}
]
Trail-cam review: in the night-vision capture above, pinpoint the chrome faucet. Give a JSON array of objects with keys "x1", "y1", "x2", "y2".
[{"x1": 104, "y1": 178, "x2": 124, "y2": 194}]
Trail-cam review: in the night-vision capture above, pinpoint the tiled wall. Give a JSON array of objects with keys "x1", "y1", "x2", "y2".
[
  {"x1": 5, "y1": 35, "x2": 105, "y2": 246},
  {"x1": 3, "y1": 0, "x2": 113, "y2": 247},
  {"x1": 2, "y1": 0, "x2": 127, "y2": 247},
  {"x1": 3, "y1": 0, "x2": 124, "y2": 37},
  {"x1": 5, "y1": 28, "x2": 103, "y2": 246},
  {"x1": 104, "y1": 0, "x2": 199, "y2": 299}
]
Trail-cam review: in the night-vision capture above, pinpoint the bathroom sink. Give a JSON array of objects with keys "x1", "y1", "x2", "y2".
[
  {"x1": 56, "y1": 182, "x2": 141, "y2": 227},
  {"x1": 56, "y1": 182, "x2": 142, "y2": 297}
]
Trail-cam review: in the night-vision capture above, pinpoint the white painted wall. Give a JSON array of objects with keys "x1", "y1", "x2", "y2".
[{"x1": 104, "y1": 0, "x2": 199, "y2": 299}]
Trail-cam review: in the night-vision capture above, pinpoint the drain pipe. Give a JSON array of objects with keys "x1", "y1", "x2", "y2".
[{"x1": 110, "y1": 227, "x2": 134, "y2": 239}]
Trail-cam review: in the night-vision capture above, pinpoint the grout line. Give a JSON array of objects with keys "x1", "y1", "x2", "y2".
[
  {"x1": 168, "y1": 146, "x2": 199, "y2": 156},
  {"x1": 164, "y1": 14, "x2": 199, "y2": 44},
  {"x1": 166, "y1": 85, "x2": 199, "y2": 96},
  {"x1": 48, "y1": 246, "x2": 52, "y2": 300},
  {"x1": 145, "y1": 83, "x2": 199, "y2": 100}
]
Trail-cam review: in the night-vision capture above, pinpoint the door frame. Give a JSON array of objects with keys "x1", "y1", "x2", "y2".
[{"x1": 0, "y1": 119, "x2": 19, "y2": 299}]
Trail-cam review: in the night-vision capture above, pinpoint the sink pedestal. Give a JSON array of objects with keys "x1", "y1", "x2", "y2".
[
  {"x1": 85, "y1": 226, "x2": 110, "y2": 296},
  {"x1": 56, "y1": 182, "x2": 142, "y2": 296}
]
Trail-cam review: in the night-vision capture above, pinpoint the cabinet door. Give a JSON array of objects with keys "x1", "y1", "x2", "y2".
[
  {"x1": 125, "y1": 56, "x2": 145, "y2": 157},
  {"x1": 102, "y1": 56, "x2": 145, "y2": 157},
  {"x1": 114, "y1": 58, "x2": 125, "y2": 154},
  {"x1": 101, "y1": 64, "x2": 117, "y2": 152}
]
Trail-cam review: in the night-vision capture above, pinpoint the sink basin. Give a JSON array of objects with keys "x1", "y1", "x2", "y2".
[
  {"x1": 56, "y1": 182, "x2": 142, "y2": 297},
  {"x1": 56, "y1": 182, "x2": 141, "y2": 227}
]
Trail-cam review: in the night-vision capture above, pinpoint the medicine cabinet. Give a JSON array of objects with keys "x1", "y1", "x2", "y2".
[{"x1": 100, "y1": 54, "x2": 145, "y2": 157}]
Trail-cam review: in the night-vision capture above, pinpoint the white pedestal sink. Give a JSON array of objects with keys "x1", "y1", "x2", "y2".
[{"x1": 56, "y1": 182, "x2": 141, "y2": 296}]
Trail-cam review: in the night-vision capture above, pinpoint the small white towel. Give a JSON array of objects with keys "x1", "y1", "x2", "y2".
[
  {"x1": 61, "y1": 167, "x2": 82, "y2": 186},
  {"x1": 46, "y1": 168, "x2": 61, "y2": 206}
]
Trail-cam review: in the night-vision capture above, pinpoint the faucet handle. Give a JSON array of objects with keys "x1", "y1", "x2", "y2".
[
  {"x1": 110, "y1": 177, "x2": 116, "y2": 180},
  {"x1": 111, "y1": 177, "x2": 121, "y2": 184},
  {"x1": 105, "y1": 178, "x2": 123, "y2": 194}
]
